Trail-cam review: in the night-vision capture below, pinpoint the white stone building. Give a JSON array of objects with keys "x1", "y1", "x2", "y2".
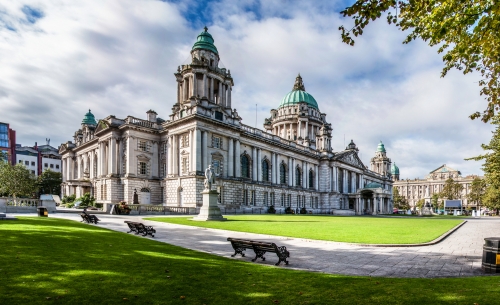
[
  {"x1": 16, "y1": 140, "x2": 62, "y2": 176},
  {"x1": 393, "y1": 164, "x2": 483, "y2": 209},
  {"x1": 59, "y1": 28, "x2": 394, "y2": 215}
]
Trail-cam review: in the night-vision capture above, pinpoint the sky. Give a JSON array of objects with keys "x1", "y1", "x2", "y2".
[{"x1": 0, "y1": 0, "x2": 493, "y2": 179}]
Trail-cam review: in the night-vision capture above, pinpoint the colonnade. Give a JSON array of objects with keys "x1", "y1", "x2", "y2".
[
  {"x1": 272, "y1": 121, "x2": 321, "y2": 140},
  {"x1": 178, "y1": 73, "x2": 232, "y2": 108}
]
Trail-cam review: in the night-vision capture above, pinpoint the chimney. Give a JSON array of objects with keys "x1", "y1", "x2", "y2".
[{"x1": 146, "y1": 109, "x2": 157, "y2": 122}]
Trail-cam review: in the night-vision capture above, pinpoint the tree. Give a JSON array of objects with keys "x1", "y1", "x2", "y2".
[
  {"x1": 339, "y1": 1, "x2": 500, "y2": 122},
  {"x1": 38, "y1": 169, "x2": 62, "y2": 196},
  {"x1": 467, "y1": 115, "x2": 500, "y2": 212},
  {"x1": 439, "y1": 178, "x2": 464, "y2": 200},
  {"x1": 431, "y1": 193, "x2": 443, "y2": 210},
  {"x1": 466, "y1": 177, "x2": 486, "y2": 209},
  {"x1": 392, "y1": 187, "x2": 409, "y2": 210},
  {"x1": 0, "y1": 163, "x2": 38, "y2": 203},
  {"x1": 416, "y1": 198, "x2": 425, "y2": 210}
]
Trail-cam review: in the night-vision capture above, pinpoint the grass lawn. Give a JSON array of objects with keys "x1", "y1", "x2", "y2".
[
  {"x1": 146, "y1": 215, "x2": 462, "y2": 244},
  {"x1": 1, "y1": 217, "x2": 498, "y2": 305}
]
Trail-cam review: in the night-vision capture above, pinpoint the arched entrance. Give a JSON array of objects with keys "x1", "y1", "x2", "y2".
[
  {"x1": 360, "y1": 189, "x2": 374, "y2": 215},
  {"x1": 140, "y1": 188, "x2": 150, "y2": 204}
]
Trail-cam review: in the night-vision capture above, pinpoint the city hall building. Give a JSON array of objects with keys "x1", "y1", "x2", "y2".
[{"x1": 59, "y1": 28, "x2": 395, "y2": 215}]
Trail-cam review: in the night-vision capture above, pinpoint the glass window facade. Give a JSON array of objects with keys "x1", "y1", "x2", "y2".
[{"x1": 0, "y1": 123, "x2": 8, "y2": 148}]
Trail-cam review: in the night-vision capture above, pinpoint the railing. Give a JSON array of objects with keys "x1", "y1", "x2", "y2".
[
  {"x1": 125, "y1": 204, "x2": 195, "y2": 215},
  {"x1": 6, "y1": 198, "x2": 42, "y2": 207},
  {"x1": 126, "y1": 117, "x2": 161, "y2": 130}
]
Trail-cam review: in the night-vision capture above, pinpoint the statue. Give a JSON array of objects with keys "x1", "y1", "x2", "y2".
[{"x1": 204, "y1": 165, "x2": 216, "y2": 191}]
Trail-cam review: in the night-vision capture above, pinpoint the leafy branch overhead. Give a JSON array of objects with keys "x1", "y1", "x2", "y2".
[{"x1": 339, "y1": 0, "x2": 500, "y2": 122}]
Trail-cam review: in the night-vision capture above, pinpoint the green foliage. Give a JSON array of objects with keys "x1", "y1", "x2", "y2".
[
  {"x1": 339, "y1": 0, "x2": 500, "y2": 122},
  {"x1": 467, "y1": 116, "x2": 500, "y2": 210},
  {"x1": 439, "y1": 178, "x2": 464, "y2": 200},
  {"x1": 76, "y1": 193, "x2": 95, "y2": 208},
  {"x1": 300, "y1": 207, "x2": 307, "y2": 214},
  {"x1": 0, "y1": 163, "x2": 38, "y2": 201},
  {"x1": 466, "y1": 177, "x2": 486, "y2": 208},
  {"x1": 2, "y1": 217, "x2": 498, "y2": 304},
  {"x1": 432, "y1": 193, "x2": 443, "y2": 209},
  {"x1": 61, "y1": 194, "x2": 76, "y2": 205},
  {"x1": 416, "y1": 199, "x2": 425, "y2": 209},
  {"x1": 284, "y1": 207, "x2": 293, "y2": 214},
  {"x1": 392, "y1": 187, "x2": 409, "y2": 210},
  {"x1": 149, "y1": 215, "x2": 462, "y2": 244},
  {"x1": 37, "y1": 169, "x2": 62, "y2": 195},
  {"x1": 0, "y1": 150, "x2": 8, "y2": 163}
]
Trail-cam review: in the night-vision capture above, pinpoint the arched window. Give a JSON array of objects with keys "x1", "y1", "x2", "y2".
[
  {"x1": 280, "y1": 163, "x2": 287, "y2": 184},
  {"x1": 262, "y1": 159, "x2": 269, "y2": 182},
  {"x1": 309, "y1": 170, "x2": 314, "y2": 188},
  {"x1": 241, "y1": 155, "x2": 250, "y2": 178},
  {"x1": 295, "y1": 167, "x2": 302, "y2": 186}
]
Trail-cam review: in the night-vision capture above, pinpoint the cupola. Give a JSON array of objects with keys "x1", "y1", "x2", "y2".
[{"x1": 82, "y1": 109, "x2": 97, "y2": 126}]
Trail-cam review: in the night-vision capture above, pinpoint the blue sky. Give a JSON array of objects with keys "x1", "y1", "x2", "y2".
[{"x1": 0, "y1": 0, "x2": 493, "y2": 179}]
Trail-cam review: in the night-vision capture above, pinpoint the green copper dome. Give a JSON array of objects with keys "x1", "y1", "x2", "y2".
[
  {"x1": 391, "y1": 163, "x2": 399, "y2": 175},
  {"x1": 278, "y1": 74, "x2": 318, "y2": 109},
  {"x1": 192, "y1": 27, "x2": 218, "y2": 55},
  {"x1": 377, "y1": 141, "x2": 386, "y2": 152},
  {"x1": 82, "y1": 109, "x2": 97, "y2": 125}
]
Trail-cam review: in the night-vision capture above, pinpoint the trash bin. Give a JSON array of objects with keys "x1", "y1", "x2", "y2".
[
  {"x1": 482, "y1": 237, "x2": 500, "y2": 273},
  {"x1": 37, "y1": 206, "x2": 48, "y2": 217}
]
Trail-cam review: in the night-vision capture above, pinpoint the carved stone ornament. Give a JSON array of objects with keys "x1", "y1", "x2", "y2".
[{"x1": 338, "y1": 152, "x2": 364, "y2": 169}]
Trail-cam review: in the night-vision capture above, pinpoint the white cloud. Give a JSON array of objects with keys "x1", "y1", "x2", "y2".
[{"x1": 0, "y1": 0, "x2": 492, "y2": 179}]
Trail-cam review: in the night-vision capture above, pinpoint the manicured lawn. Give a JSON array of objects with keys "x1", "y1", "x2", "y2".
[
  {"x1": 146, "y1": 215, "x2": 463, "y2": 244},
  {"x1": 0, "y1": 217, "x2": 498, "y2": 305}
]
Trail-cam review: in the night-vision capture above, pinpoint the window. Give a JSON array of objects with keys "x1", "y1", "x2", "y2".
[
  {"x1": 24, "y1": 161, "x2": 29, "y2": 166},
  {"x1": 138, "y1": 141, "x2": 148, "y2": 152},
  {"x1": 270, "y1": 192, "x2": 275, "y2": 206},
  {"x1": 315, "y1": 197, "x2": 319, "y2": 209},
  {"x1": 251, "y1": 190, "x2": 256, "y2": 206},
  {"x1": 212, "y1": 158, "x2": 222, "y2": 175},
  {"x1": 31, "y1": 170, "x2": 35, "y2": 175},
  {"x1": 280, "y1": 193, "x2": 285, "y2": 206},
  {"x1": 295, "y1": 167, "x2": 302, "y2": 186},
  {"x1": 241, "y1": 155, "x2": 250, "y2": 178},
  {"x1": 212, "y1": 136, "x2": 222, "y2": 148},
  {"x1": 181, "y1": 134, "x2": 189, "y2": 147},
  {"x1": 44, "y1": 163, "x2": 48, "y2": 168},
  {"x1": 139, "y1": 162, "x2": 147, "y2": 175},
  {"x1": 181, "y1": 157, "x2": 189, "y2": 174},
  {"x1": 217, "y1": 187, "x2": 223, "y2": 204},
  {"x1": 31, "y1": 161, "x2": 35, "y2": 166},
  {"x1": 263, "y1": 192, "x2": 268, "y2": 206},
  {"x1": 160, "y1": 162, "x2": 166, "y2": 177},
  {"x1": 50, "y1": 164, "x2": 54, "y2": 168},
  {"x1": 310, "y1": 197, "x2": 314, "y2": 208},
  {"x1": 287, "y1": 194, "x2": 291, "y2": 207},
  {"x1": 280, "y1": 163, "x2": 287, "y2": 184},
  {"x1": 243, "y1": 189, "x2": 249, "y2": 205},
  {"x1": 56, "y1": 165, "x2": 59, "y2": 169},
  {"x1": 297, "y1": 195, "x2": 301, "y2": 207},
  {"x1": 214, "y1": 111, "x2": 223, "y2": 121},
  {"x1": 309, "y1": 170, "x2": 314, "y2": 188},
  {"x1": 19, "y1": 160, "x2": 22, "y2": 163},
  {"x1": 262, "y1": 160, "x2": 269, "y2": 182}
]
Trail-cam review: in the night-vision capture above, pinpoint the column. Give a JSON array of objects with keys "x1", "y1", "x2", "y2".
[
  {"x1": 110, "y1": 137, "x2": 117, "y2": 175},
  {"x1": 315, "y1": 164, "x2": 319, "y2": 190},
  {"x1": 152, "y1": 141, "x2": 158, "y2": 178},
  {"x1": 271, "y1": 152, "x2": 276, "y2": 183},
  {"x1": 190, "y1": 129, "x2": 194, "y2": 172},
  {"x1": 298, "y1": 121, "x2": 302, "y2": 138},
  {"x1": 218, "y1": 81, "x2": 223, "y2": 105},
  {"x1": 344, "y1": 170, "x2": 348, "y2": 193},
  {"x1": 221, "y1": 83, "x2": 226, "y2": 107},
  {"x1": 302, "y1": 162, "x2": 307, "y2": 188},
  {"x1": 228, "y1": 138, "x2": 234, "y2": 177},
  {"x1": 227, "y1": 85, "x2": 232, "y2": 108},
  {"x1": 118, "y1": 139, "x2": 123, "y2": 175},
  {"x1": 275, "y1": 153, "x2": 280, "y2": 183},
  {"x1": 252, "y1": 147, "x2": 257, "y2": 181},
  {"x1": 289, "y1": 124, "x2": 293, "y2": 140},
  {"x1": 235, "y1": 140, "x2": 241, "y2": 177},
  {"x1": 210, "y1": 78, "x2": 214, "y2": 102},
  {"x1": 193, "y1": 73, "x2": 197, "y2": 97},
  {"x1": 305, "y1": 121, "x2": 309, "y2": 138},
  {"x1": 183, "y1": 78, "x2": 188, "y2": 101},
  {"x1": 291, "y1": 158, "x2": 295, "y2": 186},
  {"x1": 172, "y1": 134, "x2": 178, "y2": 175},
  {"x1": 194, "y1": 129, "x2": 201, "y2": 172},
  {"x1": 100, "y1": 141, "x2": 106, "y2": 176},
  {"x1": 167, "y1": 136, "x2": 172, "y2": 175},
  {"x1": 126, "y1": 136, "x2": 136, "y2": 176},
  {"x1": 257, "y1": 148, "x2": 262, "y2": 182},
  {"x1": 202, "y1": 131, "x2": 208, "y2": 171},
  {"x1": 203, "y1": 74, "x2": 207, "y2": 98}
]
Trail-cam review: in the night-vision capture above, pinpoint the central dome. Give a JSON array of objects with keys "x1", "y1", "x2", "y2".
[{"x1": 278, "y1": 74, "x2": 318, "y2": 109}]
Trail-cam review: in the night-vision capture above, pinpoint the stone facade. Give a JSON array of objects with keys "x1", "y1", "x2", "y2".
[
  {"x1": 393, "y1": 164, "x2": 483, "y2": 208},
  {"x1": 59, "y1": 28, "x2": 394, "y2": 215}
]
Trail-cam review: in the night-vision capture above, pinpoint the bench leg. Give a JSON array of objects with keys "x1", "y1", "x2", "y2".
[
  {"x1": 252, "y1": 250, "x2": 266, "y2": 262},
  {"x1": 231, "y1": 248, "x2": 246, "y2": 257}
]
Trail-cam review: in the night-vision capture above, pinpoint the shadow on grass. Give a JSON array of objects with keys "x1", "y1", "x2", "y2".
[{"x1": 0, "y1": 217, "x2": 497, "y2": 305}]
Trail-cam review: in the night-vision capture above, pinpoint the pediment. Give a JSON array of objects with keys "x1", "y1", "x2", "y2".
[
  {"x1": 334, "y1": 151, "x2": 365, "y2": 169},
  {"x1": 136, "y1": 154, "x2": 151, "y2": 161},
  {"x1": 211, "y1": 151, "x2": 223, "y2": 157},
  {"x1": 429, "y1": 164, "x2": 460, "y2": 174},
  {"x1": 94, "y1": 120, "x2": 109, "y2": 134}
]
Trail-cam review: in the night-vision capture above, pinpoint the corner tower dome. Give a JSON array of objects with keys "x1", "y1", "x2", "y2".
[
  {"x1": 82, "y1": 109, "x2": 97, "y2": 126},
  {"x1": 377, "y1": 141, "x2": 386, "y2": 152},
  {"x1": 391, "y1": 163, "x2": 399, "y2": 175},
  {"x1": 191, "y1": 26, "x2": 218, "y2": 55},
  {"x1": 279, "y1": 74, "x2": 318, "y2": 109}
]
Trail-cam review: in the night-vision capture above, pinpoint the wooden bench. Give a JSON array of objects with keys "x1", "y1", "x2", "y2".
[
  {"x1": 124, "y1": 221, "x2": 156, "y2": 237},
  {"x1": 80, "y1": 213, "x2": 100, "y2": 224},
  {"x1": 227, "y1": 237, "x2": 290, "y2": 266}
]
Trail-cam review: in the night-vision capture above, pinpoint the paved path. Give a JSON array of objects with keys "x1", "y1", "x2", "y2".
[{"x1": 46, "y1": 213, "x2": 500, "y2": 278}]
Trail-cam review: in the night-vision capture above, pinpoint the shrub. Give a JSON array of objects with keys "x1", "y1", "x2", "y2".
[
  {"x1": 285, "y1": 207, "x2": 293, "y2": 214},
  {"x1": 267, "y1": 205, "x2": 276, "y2": 214},
  {"x1": 76, "y1": 193, "x2": 95, "y2": 208},
  {"x1": 300, "y1": 207, "x2": 307, "y2": 214},
  {"x1": 61, "y1": 194, "x2": 76, "y2": 205}
]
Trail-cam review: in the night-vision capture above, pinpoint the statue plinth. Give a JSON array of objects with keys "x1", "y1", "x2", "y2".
[{"x1": 192, "y1": 189, "x2": 226, "y2": 221}]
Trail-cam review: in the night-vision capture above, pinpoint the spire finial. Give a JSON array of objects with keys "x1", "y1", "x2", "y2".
[
  {"x1": 89, "y1": 109, "x2": 91, "y2": 113},
  {"x1": 204, "y1": 26, "x2": 208, "y2": 32},
  {"x1": 292, "y1": 73, "x2": 305, "y2": 91}
]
